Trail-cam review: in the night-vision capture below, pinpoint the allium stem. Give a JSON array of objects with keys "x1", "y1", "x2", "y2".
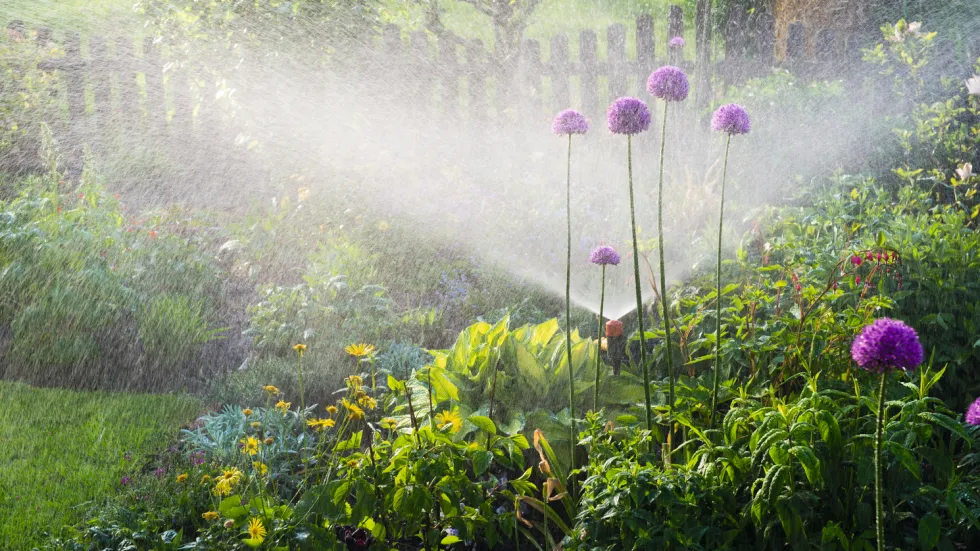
[
  {"x1": 874, "y1": 370, "x2": 887, "y2": 551},
  {"x1": 593, "y1": 265, "x2": 606, "y2": 411},
  {"x1": 628, "y1": 135, "x2": 654, "y2": 440},
  {"x1": 564, "y1": 134, "x2": 577, "y2": 495},
  {"x1": 657, "y1": 101, "x2": 676, "y2": 463},
  {"x1": 710, "y1": 135, "x2": 732, "y2": 428}
]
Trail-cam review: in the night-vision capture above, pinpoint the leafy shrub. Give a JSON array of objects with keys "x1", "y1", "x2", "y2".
[{"x1": 0, "y1": 35, "x2": 60, "y2": 176}]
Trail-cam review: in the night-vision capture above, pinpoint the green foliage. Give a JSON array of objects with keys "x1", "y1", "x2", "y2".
[
  {"x1": 0, "y1": 170, "x2": 228, "y2": 389},
  {"x1": 0, "y1": 381, "x2": 200, "y2": 550},
  {"x1": 0, "y1": 36, "x2": 60, "y2": 176}
]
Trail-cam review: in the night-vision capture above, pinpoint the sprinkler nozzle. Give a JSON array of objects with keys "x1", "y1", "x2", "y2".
[{"x1": 605, "y1": 320, "x2": 625, "y2": 375}]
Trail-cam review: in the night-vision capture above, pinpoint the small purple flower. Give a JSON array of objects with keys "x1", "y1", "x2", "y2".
[
  {"x1": 153, "y1": 467, "x2": 166, "y2": 479},
  {"x1": 552, "y1": 109, "x2": 588, "y2": 135},
  {"x1": 590, "y1": 246, "x2": 621, "y2": 266},
  {"x1": 120, "y1": 476, "x2": 131, "y2": 486},
  {"x1": 607, "y1": 97, "x2": 651, "y2": 135},
  {"x1": 967, "y1": 397, "x2": 980, "y2": 426},
  {"x1": 669, "y1": 36, "x2": 685, "y2": 48},
  {"x1": 647, "y1": 66, "x2": 689, "y2": 102},
  {"x1": 850, "y1": 318, "x2": 924, "y2": 373},
  {"x1": 711, "y1": 103, "x2": 751, "y2": 135}
]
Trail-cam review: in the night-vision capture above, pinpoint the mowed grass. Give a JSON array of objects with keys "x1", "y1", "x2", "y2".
[{"x1": 0, "y1": 381, "x2": 201, "y2": 549}]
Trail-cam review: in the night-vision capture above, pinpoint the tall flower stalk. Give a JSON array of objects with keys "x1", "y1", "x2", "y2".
[
  {"x1": 647, "y1": 65, "x2": 689, "y2": 462},
  {"x1": 589, "y1": 246, "x2": 621, "y2": 410},
  {"x1": 606, "y1": 97, "x2": 652, "y2": 434},
  {"x1": 292, "y1": 343, "x2": 307, "y2": 414},
  {"x1": 708, "y1": 103, "x2": 750, "y2": 427},
  {"x1": 851, "y1": 318, "x2": 924, "y2": 551},
  {"x1": 552, "y1": 109, "x2": 588, "y2": 489}
]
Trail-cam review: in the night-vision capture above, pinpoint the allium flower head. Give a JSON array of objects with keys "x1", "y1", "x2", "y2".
[
  {"x1": 647, "y1": 66, "x2": 689, "y2": 102},
  {"x1": 850, "y1": 318, "x2": 924, "y2": 373},
  {"x1": 606, "y1": 97, "x2": 651, "y2": 135},
  {"x1": 589, "y1": 245, "x2": 621, "y2": 266},
  {"x1": 967, "y1": 396, "x2": 980, "y2": 426},
  {"x1": 669, "y1": 36, "x2": 685, "y2": 48},
  {"x1": 711, "y1": 103, "x2": 751, "y2": 135},
  {"x1": 552, "y1": 109, "x2": 588, "y2": 135}
]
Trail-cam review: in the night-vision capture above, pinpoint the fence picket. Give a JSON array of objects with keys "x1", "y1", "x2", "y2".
[
  {"x1": 550, "y1": 33, "x2": 570, "y2": 112},
  {"x1": 579, "y1": 29, "x2": 598, "y2": 119}
]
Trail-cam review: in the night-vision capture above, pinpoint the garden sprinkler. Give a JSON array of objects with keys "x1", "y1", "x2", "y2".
[{"x1": 605, "y1": 319, "x2": 625, "y2": 376}]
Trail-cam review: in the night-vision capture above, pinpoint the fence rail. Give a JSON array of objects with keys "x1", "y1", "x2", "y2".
[{"x1": 9, "y1": 7, "x2": 888, "y2": 138}]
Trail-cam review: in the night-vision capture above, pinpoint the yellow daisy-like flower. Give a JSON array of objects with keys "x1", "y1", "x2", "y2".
[
  {"x1": 240, "y1": 437, "x2": 260, "y2": 456},
  {"x1": 326, "y1": 405, "x2": 338, "y2": 415},
  {"x1": 435, "y1": 408, "x2": 463, "y2": 434},
  {"x1": 201, "y1": 474, "x2": 212, "y2": 484},
  {"x1": 252, "y1": 461, "x2": 268, "y2": 476},
  {"x1": 293, "y1": 343, "x2": 307, "y2": 356},
  {"x1": 275, "y1": 400, "x2": 291, "y2": 413},
  {"x1": 176, "y1": 473, "x2": 188, "y2": 483},
  {"x1": 263, "y1": 385, "x2": 280, "y2": 395},
  {"x1": 342, "y1": 398, "x2": 365, "y2": 421},
  {"x1": 213, "y1": 478, "x2": 233, "y2": 496},
  {"x1": 358, "y1": 395, "x2": 378, "y2": 410},
  {"x1": 346, "y1": 375, "x2": 363, "y2": 389},
  {"x1": 248, "y1": 517, "x2": 267, "y2": 543},
  {"x1": 202, "y1": 511, "x2": 219, "y2": 521},
  {"x1": 346, "y1": 459, "x2": 360, "y2": 468},
  {"x1": 220, "y1": 468, "x2": 243, "y2": 484},
  {"x1": 380, "y1": 418, "x2": 397, "y2": 430},
  {"x1": 250, "y1": 421, "x2": 262, "y2": 429},
  {"x1": 242, "y1": 408, "x2": 254, "y2": 417},
  {"x1": 345, "y1": 343, "x2": 376, "y2": 358}
]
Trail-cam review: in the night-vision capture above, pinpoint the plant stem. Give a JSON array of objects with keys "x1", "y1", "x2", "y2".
[
  {"x1": 710, "y1": 135, "x2": 732, "y2": 428},
  {"x1": 297, "y1": 353, "x2": 305, "y2": 415},
  {"x1": 564, "y1": 133, "x2": 577, "y2": 497},
  {"x1": 593, "y1": 265, "x2": 606, "y2": 411},
  {"x1": 874, "y1": 370, "x2": 887, "y2": 551},
  {"x1": 656, "y1": 101, "x2": 676, "y2": 463},
  {"x1": 427, "y1": 369, "x2": 435, "y2": 429},
  {"x1": 629, "y1": 134, "x2": 653, "y2": 441}
]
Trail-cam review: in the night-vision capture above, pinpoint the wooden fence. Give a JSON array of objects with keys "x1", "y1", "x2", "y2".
[{"x1": 8, "y1": 7, "x2": 887, "y2": 140}]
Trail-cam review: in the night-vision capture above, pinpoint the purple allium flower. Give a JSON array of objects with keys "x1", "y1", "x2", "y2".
[
  {"x1": 590, "y1": 246, "x2": 621, "y2": 266},
  {"x1": 552, "y1": 109, "x2": 588, "y2": 135},
  {"x1": 711, "y1": 103, "x2": 751, "y2": 135},
  {"x1": 606, "y1": 97, "x2": 651, "y2": 135},
  {"x1": 967, "y1": 397, "x2": 980, "y2": 426},
  {"x1": 669, "y1": 36, "x2": 685, "y2": 48},
  {"x1": 647, "y1": 66, "x2": 689, "y2": 102},
  {"x1": 850, "y1": 318, "x2": 924, "y2": 373}
]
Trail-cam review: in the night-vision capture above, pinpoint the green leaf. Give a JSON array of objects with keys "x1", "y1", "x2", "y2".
[
  {"x1": 473, "y1": 449, "x2": 493, "y2": 476},
  {"x1": 919, "y1": 412, "x2": 970, "y2": 441},
  {"x1": 918, "y1": 512, "x2": 941, "y2": 550},
  {"x1": 218, "y1": 496, "x2": 247, "y2": 519},
  {"x1": 468, "y1": 415, "x2": 497, "y2": 435},
  {"x1": 441, "y1": 536, "x2": 463, "y2": 545},
  {"x1": 885, "y1": 441, "x2": 921, "y2": 480}
]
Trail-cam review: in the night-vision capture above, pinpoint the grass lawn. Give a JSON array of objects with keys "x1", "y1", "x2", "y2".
[
  {"x1": 0, "y1": 381, "x2": 201, "y2": 549},
  {"x1": 0, "y1": 0, "x2": 145, "y2": 36}
]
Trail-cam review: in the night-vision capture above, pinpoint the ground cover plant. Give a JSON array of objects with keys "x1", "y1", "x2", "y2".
[
  {"x1": 0, "y1": 381, "x2": 201, "y2": 549},
  {"x1": 3, "y1": 4, "x2": 980, "y2": 551}
]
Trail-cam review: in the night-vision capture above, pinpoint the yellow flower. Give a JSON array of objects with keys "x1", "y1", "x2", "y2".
[
  {"x1": 358, "y1": 395, "x2": 378, "y2": 410},
  {"x1": 176, "y1": 473, "x2": 188, "y2": 483},
  {"x1": 242, "y1": 408, "x2": 253, "y2": 417},
  {"x1": 297, "y1": 187, "x2": 311, "y2": 201},
  {"x1": 293, "y1": 343, "x2": 307, "y2": 355},
  {"x1": 263, "y1": 437, "x2": 274, "y2": 445},
  {"x1": 346, "y1": 459, "x2": 360, "y2": 468},
  {"x1": 250, "y1": 421, "x2": 262, "y2": 430},
  {"x1": 252, "y1": 461, "x2": 268, "y2": 476},
  {"x1": 326, "y1": 405, "x2": 338, "y2": 415},
  {"x1": 202, "y1": 511, "x2": 219, "y2": 521},
  {"x1": 435, "y1": 408, "x2": 463, "y2": 434},
  {"x1": 240, "y1": 437, "x2": 260, "y2": 456},
  {"x1": 220, "y1": 468, "x2": 243, "y2": 484},
  {"x1": 306, "y1": 418, "x2": 336, "y2": 432},
  {"x1": 345, "y1": 343, "x2": 376, "y2": 358},
  {"x1": 342, "y1": 398, "x2": 365, "y2": 421},
  {"x1": 380, "y1": 417, "x2": 397, "y2": 430},
  {"x1": 346, "y1": 375, "x2": 363, "y2": 389},
  {"x1": 213, "y1": 478, "x2": 233, "y2": 496},
  {"x1": 275, "y1": 400, "x2": 291, "y2": 413},
  {"x1": 201, "y1": 474, "x2": 212, "y2": 484},
  {"x1": 263, "y1": 385, "x2": 280, "y2": 395},
  {"x1": 248, "y1": 517, "x2": 267, "y2": 543},
  {"x1": 324, "y1": 418, "x2": 336, "y2": 428}
]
